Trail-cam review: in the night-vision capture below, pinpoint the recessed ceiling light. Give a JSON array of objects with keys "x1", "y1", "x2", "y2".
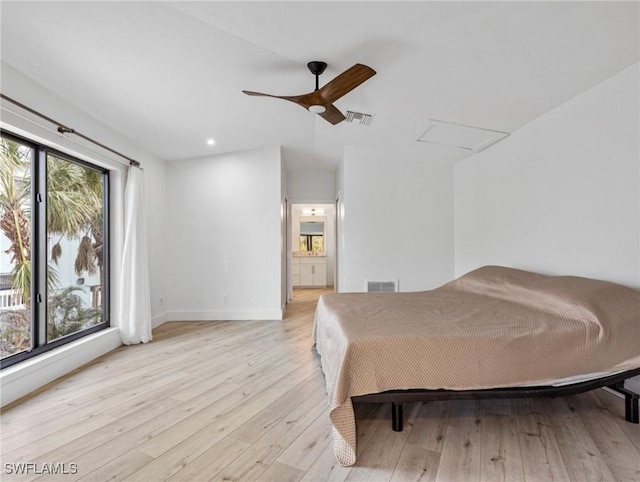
[{"x1": 206, "y1": 138, "x2": 216, "y2": 146}]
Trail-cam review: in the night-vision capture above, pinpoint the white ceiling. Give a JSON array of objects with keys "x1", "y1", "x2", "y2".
[{"x1": 1, "y1": 1, "x2": 638, "y2": 171}]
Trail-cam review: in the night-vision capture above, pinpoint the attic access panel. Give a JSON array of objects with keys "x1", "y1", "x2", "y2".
[{"x1": 418, "y1": 119, "x2": 509, "y2": 152}]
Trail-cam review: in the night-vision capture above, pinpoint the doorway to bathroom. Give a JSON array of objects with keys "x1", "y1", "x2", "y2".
[{"x1": 289, "y1": 203, "x2": 336, "y2": 301}]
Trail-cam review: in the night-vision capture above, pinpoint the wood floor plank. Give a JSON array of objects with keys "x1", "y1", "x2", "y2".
[
  {"x1": 345, "y1": 402, "x2": 420, "y2": 482},
  {"x1": 568, "y1": 391, "x2": 640, "y2": 476},
  {"x1": 26, "y1": 381, "x2": 242, "y2": 481},
  {"x1": 595, "y1": 389, "x2": 640, "y2": 453},
  {"x1": 29, "y1": 397, "x2": 181, "y2": 481},
  {"x1": 276, "y1": 406, "x2": 333, "y2": 471},
  {"x1": 299, "y1": 443, "x2": 352, "y2": 482},
  {"x1": 165, "y1": 436, "x2": 252, "y2": 482},
  {"x1": 479, "y1": 400, "x2": 525, "y2": 482},
  {"x1": 210, "y1": 386, "x2": 328, "y2": 482},
  {"x1": 229, "y1": 372, "x2": 325, "y2": 444},
  {"x1": 605, "y1": 463, "x2": 640, "y2": 482},
  {"x1": 410, "y1": 401, "x2": 451, "y2": 454},
  {"x1": 2, "y1": 371, "x2": 190, "y2": 451},
  {"x1": 127, "y1": 371, "x2": 321, "y2": 481},
  {"x1": 134, "y1": 362, "x2": 306, "y2": 459},
  {"x1": 2, "y1": 414, "x2": 116, "y2": 462},
  {"x1": 1, "y1": 366, "x2": 188, "y2": 435},
  {"x1": 352, "y1": 402, "x2": 394, "y2": 458},
  {"x1": 542, "y1": 397, "x2": 615, "y2": 481},
  {"x1": 434, "y1": 401, "x2": 482, "y2": 482},
  {"x1": 389, "y1": 402, "x2": 443, "y2": 482},
  {"x1": 75, "y1": 450, "x2": 154, "y2": 482},
  {"x1": 253, "y1": 461, "x2": 304, "y2": 482},
  {"x1": 390, "y1": 446, "x2": 440, "y2": 482},
  {"x1": 516, "y1": 399, "x2": 571, "y2": 482}
]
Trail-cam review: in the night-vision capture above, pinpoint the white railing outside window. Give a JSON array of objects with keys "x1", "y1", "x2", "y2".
[{"x1": 0, "y1": 289, "x2": 25, "y2": 309}]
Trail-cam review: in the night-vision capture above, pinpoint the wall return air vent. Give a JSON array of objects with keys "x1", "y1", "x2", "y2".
[
  {"x1": 366, "y1": 280, "x2": 399, "y2": 293},
  {"x1": 345, "y1": 111, "x2": 374, "y2": 126}
]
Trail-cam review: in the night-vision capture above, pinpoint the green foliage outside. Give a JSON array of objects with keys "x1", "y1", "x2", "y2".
[{"x1": 47, "y1": 287, "x2": 102, "y2": 341}]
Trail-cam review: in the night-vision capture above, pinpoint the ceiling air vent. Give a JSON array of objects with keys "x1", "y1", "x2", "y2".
[
  {"x1": 366, "y1": 280, "x2": 399, "y2": 293},
  {"x1": 345, "y1": 111, "x2": 374, "y2": 126}
]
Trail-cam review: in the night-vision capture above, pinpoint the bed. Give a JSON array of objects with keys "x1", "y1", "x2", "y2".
[{"x1": 312, "y1": 266, "x2": 640, "y2": 466}]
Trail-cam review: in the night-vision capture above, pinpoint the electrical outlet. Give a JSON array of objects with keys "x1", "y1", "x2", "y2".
[{"x1": 223, "y1": 293, "x2": 229, "y2": 304}]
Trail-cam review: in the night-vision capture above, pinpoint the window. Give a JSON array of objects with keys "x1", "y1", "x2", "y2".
[
  {"x1": 0, "y1": 131, "x2": 109, "y2": 368},
  {"x1": 299, "y1": 234, "x2": 324, "y2": 253},
  {"x1": 299, "y1": 221, "x2": 324, "y2": 253}
]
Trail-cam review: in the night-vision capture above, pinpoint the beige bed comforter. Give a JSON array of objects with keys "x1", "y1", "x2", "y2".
[{"x1": 312, "y1": 266, "x2": 640, "y2": 466}]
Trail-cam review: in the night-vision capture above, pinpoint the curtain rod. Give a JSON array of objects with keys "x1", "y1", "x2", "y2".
[{"x1": 0, "y1": 93, "x2": 141, "y2": 168}]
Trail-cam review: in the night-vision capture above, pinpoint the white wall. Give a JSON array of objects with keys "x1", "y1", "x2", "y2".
[
  {"x1": 165, "y1": 146, "x2": 284, "y2": 320},
  {"x1": 287, "y1": 168, "x2": 336, "y2": 203},
  {"x1": 455, "y1": 64, "x2": 640, "y2": 288},
  {"x1": 339, "y1": 147, "x2": 455, "y2": 293},
  {"x1": 145, "y1": 153, "x2": 170, "y2": 327}
]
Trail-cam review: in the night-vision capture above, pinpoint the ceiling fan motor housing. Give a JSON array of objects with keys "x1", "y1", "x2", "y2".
[
  {"x1": 308, "y1": 61, "x2": 328, "y2": 92},
  {"x1": 307, "y1": 61, "x2": 327, "y2": 76}
]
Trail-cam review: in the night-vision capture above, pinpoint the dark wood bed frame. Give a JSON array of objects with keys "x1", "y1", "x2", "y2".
[{"x1": 352, "y1": 367, "x2": 640, "y2": 431}]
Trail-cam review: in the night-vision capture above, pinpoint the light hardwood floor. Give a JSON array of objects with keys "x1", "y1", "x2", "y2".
[{"x1": 1, "y1": 288, "x2": 639, "y2": 482}]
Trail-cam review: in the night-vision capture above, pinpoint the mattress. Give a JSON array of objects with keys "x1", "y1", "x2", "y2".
[{"x1": 312, "y1": 266, "x2": 640, "y2": 466}]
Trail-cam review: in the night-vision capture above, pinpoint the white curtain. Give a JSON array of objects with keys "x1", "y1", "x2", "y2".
[{"x1": 118, "y1": 166, "x2": 152, "y2": 344}]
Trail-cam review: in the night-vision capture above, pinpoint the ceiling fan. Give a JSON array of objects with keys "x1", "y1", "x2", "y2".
[{"x1": 242, "y1": 61, "x2": 376, "y2": 125}]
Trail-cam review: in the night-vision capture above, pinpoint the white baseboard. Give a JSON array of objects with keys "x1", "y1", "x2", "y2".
[
  {"x1": 167, "y1": 308, "x2": 283, "y2": 321},
  {"x1": 152, "y1": 311, "x2": 168, "y2": 329},
  {"x1": 1, "y1": 327, "x2": 122, "y2": 407}
]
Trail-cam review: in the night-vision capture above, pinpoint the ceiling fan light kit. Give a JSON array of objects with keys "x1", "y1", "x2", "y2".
[
  {"x1": 242, "y1": 60, "x2": 376, "y2": 125},
  {"x1": 308, "y1": 105, "x2": 327, "y2": 114}
]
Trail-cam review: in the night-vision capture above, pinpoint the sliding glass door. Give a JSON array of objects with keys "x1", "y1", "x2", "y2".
[{"x1": 0, "y1": 131, "x2": 109, "y2": 368}]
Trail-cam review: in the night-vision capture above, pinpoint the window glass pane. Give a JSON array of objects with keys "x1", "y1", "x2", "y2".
[
  {"x1": 46, "y1": 154, "x2": 104, "y2": 342},
  {"x1": 0, "y1": 138, "x2": 32, "y2": 360},
  {"x1": 312, "y1": 235, "x2": 324, "y2": 252}
]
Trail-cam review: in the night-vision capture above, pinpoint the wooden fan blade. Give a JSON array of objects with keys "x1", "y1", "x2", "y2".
[
  {"x1": 242, "y1": 90, "x2": 315, "y2": 109},
  {"x1": 242, "y1": 90, "x2": 274, "y2": 97},
  {"x1": 318, "y1": 104, "x2": 346, "y2": 125},
  {"x1": 317, "y1": 64, "x2": 376, "y2": 104}
]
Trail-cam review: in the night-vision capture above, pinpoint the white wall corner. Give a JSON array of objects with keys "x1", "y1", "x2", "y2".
[{"x1": 152, "y1": 312, "x2": 168, "y2": 329}]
